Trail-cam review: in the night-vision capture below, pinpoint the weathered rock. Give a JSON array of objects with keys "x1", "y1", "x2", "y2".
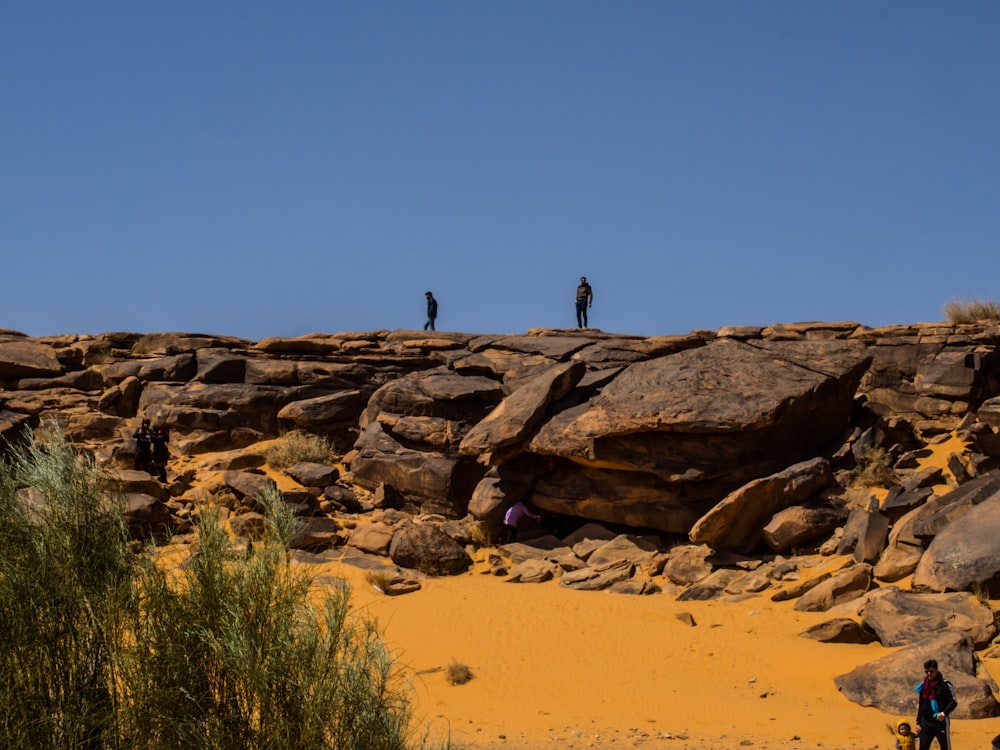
[
  {"x1": 230, "y1": 512, "x2": 267, "y2": 539},
  {"x1": 859, "y1": 589, "x2": 997, "y2": 648},
  {"x1": 138, "y1": 353, "x2": 197, "y2": 382},
  {"x1": 531, "y1": 463, "x2": 705, "y2": 534},
  {"x1": 197, "y1": 448, "x2": 267, "y2": 472},
  {"x1": 459, "y1": 361, "x2": 585, "y2": 464},
  {"x1": 761, "y1": 499, "x2": 848, "y2": 553},
  {"x1": 223, "y1": 470, "x2": 278, "y2": 502},
  {"x1": 348, "y1": 522, "x2": 396, "y2": 555},
  {"x1": 530, "y1": 340, "x2": 869, "y2": 494},
  {"x1": 290, "y1": 516, "x2": 339, "y2": 549},
  {"x1": 880, "y1": 485, "x2": 933, "y2": 523},
  {"x1": 381, "y1": 415, "x2": 464, "y2": 448},
  {"x1": 851, "y1": 505, "x2": 891, "y2": 565},
  {"x1": 352, "y1": 424, "x2": 481, "y2": 515},
  {"x1": 122, "y1": 493, "x2": 173, "y2": 539},
  {"x1": 799, "y1": 618, "x2": 879, "y2": 644},
  {"x1": 389, "y1": 522, "x2": 472, "y2": 575},
  {"x1": 278, "y1": 390, "x2": 369, "y2": 428},
  {"x1": 911, "y1": 483, "x2": 1000, "y2": 595},
  {"x1": 609, "y1": 578, "x2": 660, "y2": 595},
  {"x1": 0, "y1": 409, "x2": 31, "y2": 444},
  {"x1": 559, "y1": 560, "x2": 633, "y2": 591},
  {"x1": 585, "y1": 534, "x2": 658, "y2": 572},
  {"x1": 662, "y1": 545, "x2": 714, "y2": 586},
  {"x1": 675, "y1": 569, "x2": 745, "y2": 601},
  {"x1": 0, "y1": 340, "x2": 62, "y2": 378},
  {"x1": 873, "y1": 503, "x2": 928, "y2": 583},
  {"x1": 910, "y1": 471, "x2": 1000, "y2": 542},
  {"x1": 793, "y1": 563, "x2": 872, "y2": 612},
  {"x1": 690, "y1": 458, "x2": 834, "y2": 553},
  {"x1": 506, "y1": 558, "x2": 559, "y2": 584},
  {"x1": 285, "y1": 461, "x2": 339, "y2": 488},
  {"x1": 195, "y1": 350, "x2": 247, "y2": 383},
  {"x1": 833, "y1": 631, "x2": 1000, "y2": 719}
]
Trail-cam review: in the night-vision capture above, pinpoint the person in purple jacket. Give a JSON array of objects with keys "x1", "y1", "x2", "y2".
[{"x1": 503, "y1": 501, "x2": 541, "y2": 544}]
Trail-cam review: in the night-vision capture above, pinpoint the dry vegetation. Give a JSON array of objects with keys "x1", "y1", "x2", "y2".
[
  {"x1": 265, "y1": 429, "x2": 337, "y2": 469},
  {"x1": 943, "y1": 298, "x2": 1000, "y2": 324}
]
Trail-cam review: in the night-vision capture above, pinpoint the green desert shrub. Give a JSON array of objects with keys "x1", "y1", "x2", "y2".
[
  {"x1": 0, "y1": 427, "x2": 137, "y2": 750},
  {"x1": 0, "y1": 428, "x2": 447, "y2": 750},
  {"x1": 265, "y1": 430, "x2": 336, "y2": 470},
  {"x1": 943, "y1": 298, "x2": 1000, "y2": 324}
]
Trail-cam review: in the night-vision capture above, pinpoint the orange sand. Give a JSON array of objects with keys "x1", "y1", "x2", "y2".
[{"x1": 312, "y1": 556, "x2": 1000, "y2": 750}]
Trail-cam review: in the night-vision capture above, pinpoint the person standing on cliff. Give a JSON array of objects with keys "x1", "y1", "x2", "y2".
[
  {"x1": 424, "y1": 291, "x2": 438, "y2": 331},
  {"x1": 575, "y1": 276, "x2": 593, "y2": 328},
  {"x1": 914, "y1": 659, "x2": 957, "y2": 750}
]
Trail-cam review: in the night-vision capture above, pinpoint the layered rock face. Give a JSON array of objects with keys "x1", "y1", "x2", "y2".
[
  {"x1": 5, "y1": 321, "x2": 1000, "y2": 719},
  {"x1": 3, "y1": 322, "x2": 1000, "y2": 540}
]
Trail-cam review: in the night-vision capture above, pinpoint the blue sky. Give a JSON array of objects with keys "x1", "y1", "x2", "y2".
[{"x1": 3, "y1": 2, "x2": 998, "y2": 340}]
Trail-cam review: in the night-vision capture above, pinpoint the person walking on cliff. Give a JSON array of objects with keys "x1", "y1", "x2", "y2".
[
  {"x1": 914, "y1": 659, "x2": 957, "y2": 750},
  {"x1": 151, "y1": 423, "x2": 170, "y2": 483},
  {"x1": 132, "y1": 418, "x2": 153, "y2": 473},
  {"x1": 575, "y1": 276, "x2": 593, "y2": 328},
  {"x1": 424, "y1": 291, "x2": 438, "y2": 331}
]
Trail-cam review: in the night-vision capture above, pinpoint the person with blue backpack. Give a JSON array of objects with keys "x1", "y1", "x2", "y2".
[{"x1": 914, "y1": 659, "x2": 957, "y2": 750}]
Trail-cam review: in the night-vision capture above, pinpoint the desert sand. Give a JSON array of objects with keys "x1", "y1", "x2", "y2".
[{"x1": 305, "y1": 554, "x2": 1000, "y2": 750}]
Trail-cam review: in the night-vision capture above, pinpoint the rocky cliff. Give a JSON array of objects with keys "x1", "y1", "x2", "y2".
[{"x1": 3, "y1": 321, "x2": 1000, "y2": 716}]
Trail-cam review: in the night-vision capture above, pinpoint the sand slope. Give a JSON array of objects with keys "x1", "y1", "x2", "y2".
[{"x1": 310, "y1": 556, "x2": 1000, "y2": 750}]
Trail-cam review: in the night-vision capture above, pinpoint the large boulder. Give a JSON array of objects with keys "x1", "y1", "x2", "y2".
[
  {"x1": 0, "y1": 340, "x2": 62, "y2": 378},
  {"x1": 911, "y1": 480, "x2": 1000, "y2": 595},
  {"x1": 834, "y1": 631, "x2": 1000, "y2": 719},
  {"x1": 530, "y1": 340, "x2": 870, "y2": 484},
  {"x1": 389, "y1": 522, "x2": 472, "y2": 575},
  {"x1": 793, "y1": 563, "x2": 873, "y2": 612},
  {"x1": 351, "y1": 422, "x2": 482, "y2": 515},
  {"x1": 689, "y1": 458, "x2": 834, "y2": 553},
  {"x1": 859, "y1": 589, "x2": 997, "y2": 648},
  {"x1": 459, "y1": 361, "x2": 585, "y2": 465},
  {"x1": 761, "y1": 499, "x2": 848, "y2": 553},
  {"x1": 277, "y1": 390, "x2": 369, "y2": 428}
]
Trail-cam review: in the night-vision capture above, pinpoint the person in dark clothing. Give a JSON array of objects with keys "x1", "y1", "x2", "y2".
[
  {"x1": 914, "y1": 659, "x2": 958, "y2": 750},
  {"x1": 151, "y1": 424, "x2": 170, "y2": 483},
  {"x1": 424, "y1": 291, "x2": 438, "y2": 331},
  {"x1": 132, "y1": 418, "x2": 153, "y2": 473},
  {"x1": 575, "y1": 276, "x2": 593, "y2": 328}
]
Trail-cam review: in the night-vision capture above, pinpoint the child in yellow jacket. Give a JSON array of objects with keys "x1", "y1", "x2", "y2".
[{"x1": 895, "y1": 719, "x2": 915, "y2": 750}]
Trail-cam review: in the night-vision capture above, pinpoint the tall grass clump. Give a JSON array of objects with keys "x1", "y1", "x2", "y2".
[
  {"x1": 943, "y1": 298, "x2": 1000, "y2": 324},
  {"x1": 0, "y1": 427, "x2": 137, "y2": 750},
  {"x1": 120, "y1": 488, "x2": 416, "y2": 750},
  {"x1": 0, "y1": 429, "x2": 448, "y2": 750},
  {"x1": 265, "y1": 430, "x2": 336, "y2": 470}
]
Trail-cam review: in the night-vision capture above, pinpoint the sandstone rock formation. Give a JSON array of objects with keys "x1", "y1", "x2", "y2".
[{"x1": 4, "y1": 321, "x2": 1000, "y2": 716}]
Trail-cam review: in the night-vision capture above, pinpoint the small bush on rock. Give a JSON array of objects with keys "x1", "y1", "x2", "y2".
[
  {"x1": 944, "y1": 298, "x2": 1000, "y2": 324},
  {"x1": 266, "y1": 430, "x2": 336, "y2": 469},
  {"x1": 849, "y1": 447, "x2": 898, "y2": 488}
]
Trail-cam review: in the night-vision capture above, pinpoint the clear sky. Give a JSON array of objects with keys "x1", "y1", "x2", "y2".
[{"x1": 3, "y1": 2, "x2": 998, "y2": 340}]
